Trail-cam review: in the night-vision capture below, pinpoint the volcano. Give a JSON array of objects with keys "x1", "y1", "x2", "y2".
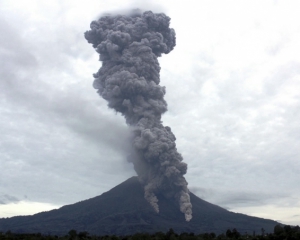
[{"x1": 0, "y1": 177, "x2": 278, "y2": 235}]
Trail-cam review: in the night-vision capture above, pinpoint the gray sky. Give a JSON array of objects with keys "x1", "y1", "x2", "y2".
[{"x1": 0, "y1": 0, "x2": 299, "y2": 226}]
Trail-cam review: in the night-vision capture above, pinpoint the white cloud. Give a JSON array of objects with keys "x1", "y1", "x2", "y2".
[{"x1": 0, "y1": 201, "x2": 61, "y2": 218}]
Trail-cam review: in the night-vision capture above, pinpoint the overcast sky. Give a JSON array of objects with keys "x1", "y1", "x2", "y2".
[{"x1": 1, "y1": 0, "x2": 300, "y2": 226}]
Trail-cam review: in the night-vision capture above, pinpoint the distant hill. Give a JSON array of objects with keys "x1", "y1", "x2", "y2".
[{"x1": 0, "y1": 177, "x2": 278, "y2": 235}]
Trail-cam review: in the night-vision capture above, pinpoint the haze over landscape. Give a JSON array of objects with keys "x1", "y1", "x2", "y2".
[{"x1": 1, "y1": 0, "x2": 300, "y2": 227}]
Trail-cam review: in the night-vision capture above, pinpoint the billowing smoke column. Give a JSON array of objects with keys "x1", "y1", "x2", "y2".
[{"x1": 85, "y1": 10, "x2": 192, "y2": 221}]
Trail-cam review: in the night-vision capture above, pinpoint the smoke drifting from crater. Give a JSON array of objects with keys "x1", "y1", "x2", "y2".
[{"x1": 85, "y1": 10, "x2": 192, "y2": 221}]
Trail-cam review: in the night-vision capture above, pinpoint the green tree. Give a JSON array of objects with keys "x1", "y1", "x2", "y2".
[
  {"x1": 78, "y1": 231, "x2": 89, "y2": 239},
  {"x1": 274, "y1": 224, "x2": 284, "y2": 236},
  {"x1": 226, "y1": 229, "x2": 232, "y2": 238},
  {"x1": 68, "y1": 230, "x2": 77, "y2": 240}
]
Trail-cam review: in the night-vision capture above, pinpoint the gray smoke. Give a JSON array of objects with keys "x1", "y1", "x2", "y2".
[{"x1": 85, "y1": 10, "x2": 192, "y2": 221}]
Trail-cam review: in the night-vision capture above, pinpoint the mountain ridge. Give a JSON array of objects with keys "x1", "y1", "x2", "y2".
[{"x1": 0, "y1": 176, "x2": 278, "y2": 235}]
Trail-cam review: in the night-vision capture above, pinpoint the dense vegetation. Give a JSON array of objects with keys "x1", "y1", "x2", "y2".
[{"x1": 1, "y1": 224, "x2": 299, "y2": 240}]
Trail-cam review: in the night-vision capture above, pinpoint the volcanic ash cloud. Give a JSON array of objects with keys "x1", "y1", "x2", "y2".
[{"x1": 85, "y1": 10, "x2": 192, "y2": 221}]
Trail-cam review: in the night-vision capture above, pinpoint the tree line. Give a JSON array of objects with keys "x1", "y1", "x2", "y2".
[{"x1": 1, "y1": 224, "x2": 299, "y2": 240}]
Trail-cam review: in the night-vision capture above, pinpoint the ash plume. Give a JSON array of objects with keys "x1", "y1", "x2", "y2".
[{"x1": 85, "y1": 10, "x2": 192, "y2": 221}]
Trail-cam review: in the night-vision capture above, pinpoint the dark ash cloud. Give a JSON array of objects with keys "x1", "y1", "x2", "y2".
[{"x1": 85, "y1": 10, "x2": 192, "y2": 221}]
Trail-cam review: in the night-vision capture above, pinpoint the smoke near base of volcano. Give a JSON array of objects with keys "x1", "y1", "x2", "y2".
[{"x1": 85, "y1": 9, "x2": 192, "y2": 221}]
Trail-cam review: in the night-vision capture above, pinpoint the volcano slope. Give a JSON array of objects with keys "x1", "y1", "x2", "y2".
[{"x1": 0, "y1": 177, "x2": 278, "y2": 235}]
